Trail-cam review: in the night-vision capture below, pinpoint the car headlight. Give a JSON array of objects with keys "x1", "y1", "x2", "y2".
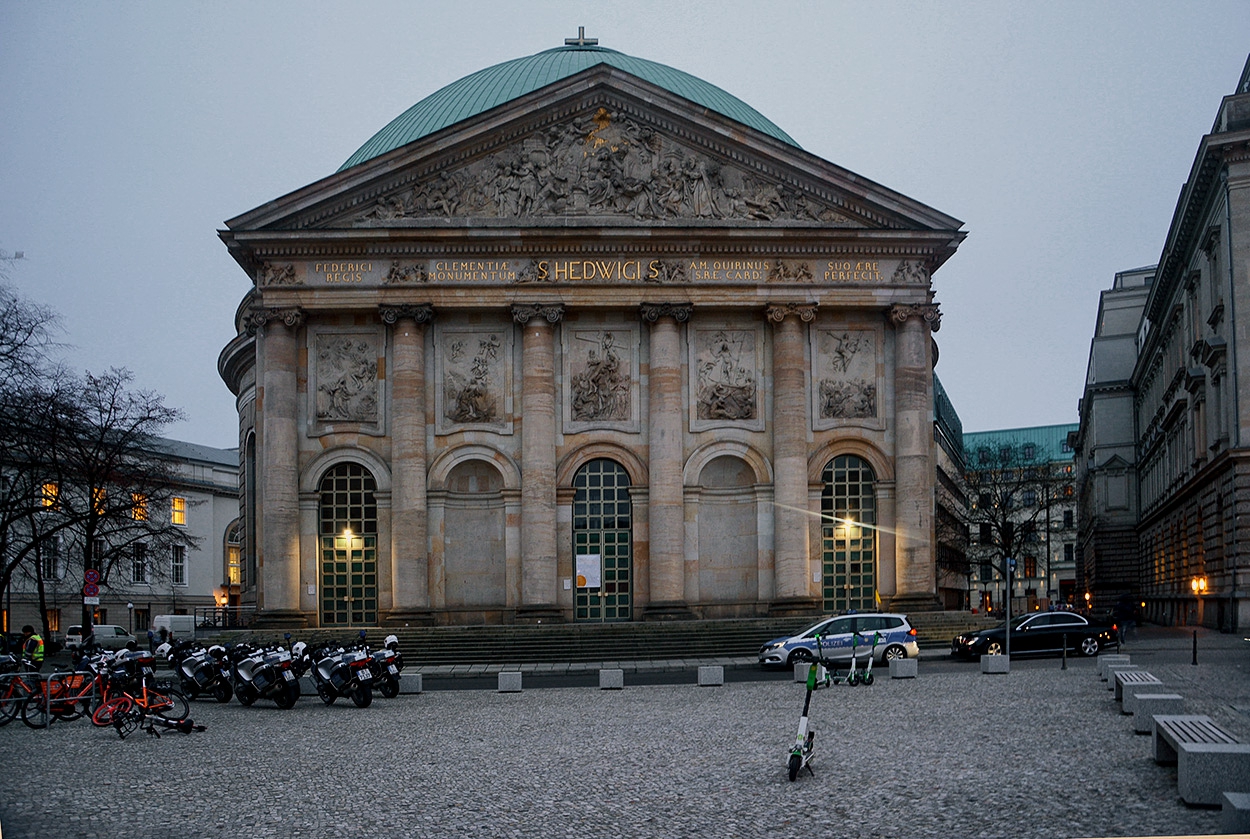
[{"x1": 762, "y1": 642, "x2": 784, "y2": 652}]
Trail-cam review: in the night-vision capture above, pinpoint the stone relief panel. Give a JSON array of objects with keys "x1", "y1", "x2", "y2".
[
  {"x1": 308, "y1": 328, "x2": 384, "y2": 436},
  {"x1": 811, "y1": 327, "x2": 882, "y2": 431},
  {"x1": 346, "y1": 107, "x2": 864, "y2": 227},
  {"x1": 434, "y1": 323, "x2": 513, "y2": 435},
  {"x1": 690, "y1": 324, "x2": 764, "y2": 433},
  {"x1": 562, "y1": 324, "x2": 640, "y2": 434}
]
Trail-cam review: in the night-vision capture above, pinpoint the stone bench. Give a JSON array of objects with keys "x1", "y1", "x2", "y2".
[
  {"x1": 980, "y1": 654, "x2": 1009, "y2": 674},
  {"x1": 1097, "y1": 654, "x2": 1131, "y2": 680},
  {"x1": 697, "y1": 665, "x2": 724, "y2": 686},
  {"x1": 497, "y1": 671, "x2": 522, "y2": 693},
  {"x1": 1132, "y1": 694, "x2": 1183, "y2": 734},
  {"x1": 1153, "y1": 714, "x2": 1250, "y2": 806},
  {"x1": 1104, "y1": 663, "x2": 1139, "y2": 688},
  {"x1": 1222, "y1": 792, "x2": 1250, "y2": 834},
  {"x1": 1114, "y1": 669, "x2": 1162, "y2": 703},
  {"x1": 599, "y1": 668, "x2": 624, "y2": 690}
]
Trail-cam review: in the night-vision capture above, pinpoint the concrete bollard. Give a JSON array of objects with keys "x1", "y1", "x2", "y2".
[
  {"x1": 697, "y1": 665, "x2": 724, "y2": 686},
  {"x1": 399, "y1": 673, "x2": 423, "y2": 694},
  {"x1": 981, "y1": 655, "x2": 1010, "y2": 674},
  {"x1": 889, "y1": 658, "x2": 918, "y2": 679},
  {"x1": 794, "y1": 662, "x2": 810, "y2": 683},
  {"x1": 1097, "y1": 654, "x2": 1131, "y2": 680},
  {"x1": 1133, "y1": 694, "x2": 1183, "y2": 734},
  {"x1": 498, "y1": 671, "x2": 522, "y2": 693},
  {"x1": 1221, "y1": 792, "x2": 1250, "y2": 835},
  {"x1": 599, "y1": 668, "x2": 624, "y2": 690}
]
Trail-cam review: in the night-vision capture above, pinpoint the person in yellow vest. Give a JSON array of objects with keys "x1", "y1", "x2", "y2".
[{"x1": 20, "y1": 625, "x2": 44, "y2": 672}]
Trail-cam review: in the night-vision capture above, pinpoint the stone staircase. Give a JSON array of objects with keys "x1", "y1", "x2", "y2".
[{"x1": 206, "y1": 611, "x2": 998, "y2": 667}]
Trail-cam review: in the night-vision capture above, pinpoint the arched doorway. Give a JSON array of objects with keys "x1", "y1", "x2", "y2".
[
  {"x1": 821, "y1": 455, "x2": 877, "y2": 613},
  {"x1": 573, "y1": 458, "x2": 633, "y2": 622},
  {"x1": 318, "y1": 462, "x2": 378, "y2": 626}
]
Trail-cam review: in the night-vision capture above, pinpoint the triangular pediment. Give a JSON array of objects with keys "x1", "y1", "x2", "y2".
[{"x1": 226, "y1": 65, "x2": 963, "y2": 237}]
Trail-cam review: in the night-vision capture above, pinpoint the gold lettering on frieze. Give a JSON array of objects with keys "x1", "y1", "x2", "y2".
[
  {"x1": 314, "y1": 262, "x2": 374, "y2": 284},
  {"x1": 823, "y1": 261, "x2": 882, "y2": 282},
  {"x1": 429, "y1": 261, "x2": 516, "y2": 282},
  {"x1": 535, "y1": 260, "x2": 645, "y2": 282},
  {"x1": 687, "y1": 259, "x2": 772, "y2": 281}
]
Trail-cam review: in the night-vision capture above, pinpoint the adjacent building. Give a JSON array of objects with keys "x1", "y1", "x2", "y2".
[
  {"x1": 2, "y1": 440, "x2": 240, "y2": 642},
  {"x1": 217, "y1": 37, "x2": 967, "y2": 628},
  {"x1": 1073, "y1": 55, "x2": 1250, "y2": 630}
]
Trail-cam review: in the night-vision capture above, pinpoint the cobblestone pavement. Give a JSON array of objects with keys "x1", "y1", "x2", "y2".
[{"x1": 1, "y1": 627, "x2": 1245, "y2": 838}]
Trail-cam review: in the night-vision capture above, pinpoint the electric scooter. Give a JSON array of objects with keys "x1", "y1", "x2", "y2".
[
  {"x1": 858, "y1": 632, "x2": 882, "y2": 686},
  {"x1": 787, "y1": 633, "x2": 827, "y2": 781}
]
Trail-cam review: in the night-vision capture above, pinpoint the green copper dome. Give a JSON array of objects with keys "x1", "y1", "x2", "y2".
[{"x1": 339, "y1": 44, "x2": 798, "y2": 171}]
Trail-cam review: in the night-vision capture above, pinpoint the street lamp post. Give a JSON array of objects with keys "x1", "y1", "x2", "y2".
[{"x1": 126, "y1": 601, "x2": 134, "y2": 634}]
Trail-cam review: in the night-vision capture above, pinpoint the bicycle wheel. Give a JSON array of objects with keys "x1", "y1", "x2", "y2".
[
  {"x1": 92, "y1": 696, "x2": 134, "y2": 726},
  {"x1": 149, "y1": 688, "x2": 190, "y2": 722},
  {"x1": 21, "y1": 692, "x2": 52, "y2": 729},
  {"x1": 0, "y1": 680, "x2": 35, "y2": 727}
]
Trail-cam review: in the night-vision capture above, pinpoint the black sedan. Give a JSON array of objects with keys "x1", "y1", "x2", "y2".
[{"x1": 950, "y1": 612, "x2": 1118, "y2": 659}]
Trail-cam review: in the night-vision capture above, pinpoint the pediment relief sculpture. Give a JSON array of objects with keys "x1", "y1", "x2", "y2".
[
  {"x1": 315, "y1": 334, "x2": 379, "y2": 424},
  {"x1": 814, "y1": 329, "x2": 878, "y2": 423},
  {"x1": 344, "y1": 108, "x2": 865, "y2": 227}
]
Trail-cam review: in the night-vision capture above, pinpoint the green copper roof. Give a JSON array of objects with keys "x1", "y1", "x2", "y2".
[{"x1": 339, "y1": 45, "x2": 798, "y2": 171}]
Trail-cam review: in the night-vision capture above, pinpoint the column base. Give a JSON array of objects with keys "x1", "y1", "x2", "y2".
[
  {"x1": 384, "y1": 609, "x2": 437, "y2": 627},
  {"x1": 768, "y1": 597, "x2": 821, "y2": 618},
  {"x1": 515, "y1": 605, "x2": 565, "y2": 624},
  {"x1": 885, "y1": 593, "x2": 944, "y2": 613},
  {"x1": 252, "y1": 609, "x2": 309, "y2": 629},
  {"x1": 644, "y1": 601, "x2": 696, "y2": 621}
]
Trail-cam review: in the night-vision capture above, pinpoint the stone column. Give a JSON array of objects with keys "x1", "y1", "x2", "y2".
[
  {"x1": 641, "y1": 303, "x2": 693, "y2": 620},
  {"x1": 767, "y1": 303, "x2": 818, "y2": 614},
  {"x1": 890, "y1": 302, "x2": 942, "y2": 611},
  {"x1": 381, "y1": 304, "x2": 435, "y2": 625},
  {"x1": 253, "y1": 307, "x2": 307, "y2": 627},
  {"x1": 513, "y1": 303, "x2": 564, "y2": 622}
]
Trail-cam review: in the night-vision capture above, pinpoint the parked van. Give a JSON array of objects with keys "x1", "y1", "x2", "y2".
[{"x1": 152, "y1": 614, "x2": 196, "y2": 639}]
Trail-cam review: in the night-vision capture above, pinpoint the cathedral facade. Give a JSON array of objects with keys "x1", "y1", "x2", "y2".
[{"x1": 218, "y1": 41, "x2": 965, "y2": 627}]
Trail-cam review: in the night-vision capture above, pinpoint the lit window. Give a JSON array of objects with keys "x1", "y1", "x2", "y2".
[
  {"x1": 131, "y1": 493, "x2": 148, "y2": 521},
  {"x1": 171, "y1": 545, "x2": 186, "y2": 586},
  {"x1": 171, "y1": 496, "x2": 186, "y2": 526},
  {"x1": 40, "y1": 482, "x2": 59, "y2": 509},
  {"x1": 91, "y1": 487, "x2": 106, "y2": 515}
]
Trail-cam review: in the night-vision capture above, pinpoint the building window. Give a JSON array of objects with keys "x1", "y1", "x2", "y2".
[
  {"x1": 1023, "y1": 489, "x2": 1037, "y2": 506},
  {"x1": 171, "y1": 545, "x2": 187, "y2": 586},
  {"x1": 91, "y1": 487, "x2": 106, "y2": 515},
  {"x1": 131, "y1": 493, "x2": 148, "y2": 521},
  {"x1": 979, "y1": 523, "x2": 992, "y2": 545},
  {"x1": 979, "y1": 561, "x2": 993, "y2": 582},
  {"x1": 132, "y1": 544, "x2": 148, "y2": 584},
  {"x1": 1023, "y1": 444, "x2": 1036, "y2": 460},
  {"x1": 132, "y1": 608, "x2": 149, "y2": 632},
  {"x1": 40, "y1": 536, "x2": 61, "y2": 580},
  {"x1": 171, "y1": 496, "x2": 186, "y2": 526},
  {"x1": 90, "y1": 537, "x2": 106, "y2": 573},
  {"x1": 1064, "y1": 543, "x2": 1074, "y2": 563},
  {"x1": 1063, "y1": 509, "x2": 1074, "y2": 528},
  {"x1": 40, "y1": 481, "x2": 59, "y2": 509},
  {"x1": 44, "y1": 608, "x2": 60, "y2": 634}
]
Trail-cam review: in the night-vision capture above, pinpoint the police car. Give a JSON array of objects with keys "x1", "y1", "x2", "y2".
[{"x1": 758, "y1": 613, "x2": 919, "y2": 667}]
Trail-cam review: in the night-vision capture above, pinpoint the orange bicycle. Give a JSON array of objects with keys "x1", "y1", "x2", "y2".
[
  {"x1": 19, "y1": 669, "x2": 105, "y2": 728},
  {"x1": 90, "y1": 651, "x2": 189, "y2": 726},
  {"x1": 0, "y1": 655, "x2": 44, "y2": 727}
]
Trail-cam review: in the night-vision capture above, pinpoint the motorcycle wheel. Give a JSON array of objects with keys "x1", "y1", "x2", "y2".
[
  {"x1": 180, "y1": 680, "x2": 200, "y2": 700},
  {"x1": 380, "y1": 676, "x2": 400, "y2": 699},
  {"x1": 351, "y1": 683, "x2": 373, "y2": 708},
  {"x1": 211, "y1": 680, "x2": 233, "y2": 704},
  {"x1": 274, "y1": 682, "x2": 299, "y2": 709},
  {"x1": 316, "y1": 683, "x2": 335, "y2": 705},
  {"x1": 235, "y1": 683, "x2": 257, "y2": 707}
]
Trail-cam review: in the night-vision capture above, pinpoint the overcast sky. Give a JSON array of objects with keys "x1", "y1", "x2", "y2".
[{"x1": 2, "y1": 1, "x2": 1247, "y2": 448}]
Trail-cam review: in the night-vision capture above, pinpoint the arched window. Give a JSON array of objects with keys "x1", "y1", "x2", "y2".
[
  {"x1": 318, "y1": 462, "x2": 378, "y2": 626},
  {"x1": 821, "y1": 455, "x2": 877, "y2": 612}
]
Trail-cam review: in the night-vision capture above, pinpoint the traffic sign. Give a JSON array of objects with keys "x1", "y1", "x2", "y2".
[
  {"x1": 83, "y1": 583, "x2": 99, "y2": 597},
  {"x1": 84, "y1": 569, "x2": 100, "y2": 584},
  {"x1": 83, "y1": 596, "x2": 100, "y2": 605}
]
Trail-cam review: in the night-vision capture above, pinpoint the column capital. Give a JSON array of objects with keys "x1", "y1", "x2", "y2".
[
  {"x1": 765, "y1": 302, "x2": 818, "y2": 323},
  {"x1": 379, "y1": 303, "x2": 435, "y2": 325},
  {"x1": 890, "y1": 302, "x2": 942, "y2": 332},
  {"x1": 640, "y1": 302, "x2": 692, "y2": 323},
  {"x1": 246, "y1": 307, "x2": 305, "y2": 335},
  {"x1": 511, "y1": 303, "x2": 565, "y2": 324}
]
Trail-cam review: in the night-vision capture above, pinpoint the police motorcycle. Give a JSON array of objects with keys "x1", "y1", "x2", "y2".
[
  {"x1": 229, "y1": 638, "x2": 299, "y2": 709},
  {"x1": 298, "y1": 638, "x2": 374, "y2": 708},
  {"x1": 159, "y1": 639, "x2": 233, "y2": 704},
  {"x1": 364, "y1": 633, "x2": 404, "y2": 699}
]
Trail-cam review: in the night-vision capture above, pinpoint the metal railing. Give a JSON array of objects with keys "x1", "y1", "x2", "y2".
[{"x1": 193, "y1": 606, "x2": 257, "y2": 631}]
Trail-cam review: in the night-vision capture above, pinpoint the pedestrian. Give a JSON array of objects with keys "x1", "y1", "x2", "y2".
[
  {"x1": 20, "y1": 625, "x2": 44, "y2": 672},
  {"x1": 147, "y1": 628, "x2": 156, "y2": 653},
  {"x1": 158, "y1": 626, "x2": 168, "y2": 646}
]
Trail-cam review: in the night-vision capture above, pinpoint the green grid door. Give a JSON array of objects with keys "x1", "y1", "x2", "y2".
[
  {"x1": 821, "y1": 455, "x2": 877, "y2": 613},
  {"x1": 573, "y1": 459, "x2": 632, "y2": 622},
  {"x1": 318, "y1": 462, "x2": 378, "y2": 626}
]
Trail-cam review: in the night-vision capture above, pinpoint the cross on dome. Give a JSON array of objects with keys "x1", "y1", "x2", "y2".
[{"x1": 564, "y1": 26, "x2": 598, "y2": 47}]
